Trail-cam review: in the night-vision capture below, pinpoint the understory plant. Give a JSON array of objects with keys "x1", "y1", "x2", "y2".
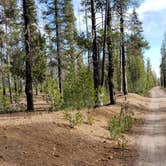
[
  {"x1": 87, "y1": 114, "x2": 94, "y2": 125},
  {"x1": 0, "y1": 96, "x2": 24, "y2": 114},
  {"x1": 63, "y1": 66, "x2": 94, "y2": 110},
  {"x1": 64, "y1": 110, "x2": 84, "y2": 128},
  {"x1": 44, "y1": 78, "x2": 63, "y2": 111},
  {"x1": 109, "y1": 97, "x2": 133, "y2": 148}
]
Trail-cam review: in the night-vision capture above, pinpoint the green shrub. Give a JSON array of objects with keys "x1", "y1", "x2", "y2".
[
  {"x1": 109, "y1": 116, "x2": 122, "y2": 139},
  {"x1": 64, "y1": 110, "x2": 84, "y2": 128},
  {"x1": 0, "y1": 96, "x2": 9, "y2": 112},
  {"x1": 109, "y1": 114, "x2": 132, "y2": 139},
  {"x1": 13, "y1": 94, "x2": 20, "y2": 104},
  {"x1": 109, "y1": 97, "x2": 133, "y2": 139},
  {"x1": 63, "y1": 66, "x2": 94, "y2": 109},
  {"x1": 98, "y1": 87, "x2": 109, "y2": 105},
  {"x1": 87, "y1": 114, "x2": 94, "y2": 125},
  {"x1": 44, "y1": 78, "x2": 63, "y2": 111}
]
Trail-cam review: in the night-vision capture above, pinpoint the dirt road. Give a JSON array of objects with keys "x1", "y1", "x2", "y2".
[{"x1": 135, "y1": 87, "x2": 166, "y2": 166}]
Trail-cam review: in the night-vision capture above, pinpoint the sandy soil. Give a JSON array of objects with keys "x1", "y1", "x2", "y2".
[
  {"x1": 1, "y1": 87, "x2": 165, "y2": 166},
  {"x1": 0, "y1": 104, "x2": 136, "y2": 166},
  {"x1": 134, "y1": 87, "x2": 166, "y2": 165}
]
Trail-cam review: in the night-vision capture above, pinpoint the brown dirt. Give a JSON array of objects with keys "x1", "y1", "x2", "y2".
[
  {"x1": 0, "y1": 103, "x2": 139, "y2": 165},
  {"x1": 0, "y1": 90, "x2": 155, "y2": 166}
]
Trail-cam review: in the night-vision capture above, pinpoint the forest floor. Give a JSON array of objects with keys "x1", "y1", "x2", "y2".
[{"x1": 0, "y1": 87, "x2": 165, "y2": 166}]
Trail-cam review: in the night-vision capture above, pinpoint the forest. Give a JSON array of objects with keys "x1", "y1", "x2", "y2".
[
  {"x1": 0, "y1": 0, "x2": 158, "y2": 112},
  {"x1": 0, "y1": 0, "x2": 165, "y2": 166}
]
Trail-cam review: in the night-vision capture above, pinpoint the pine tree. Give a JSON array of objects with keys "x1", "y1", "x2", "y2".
[
  {"x1": 160, "y1": 33, "x2": 166, "y2": 87},
  {"x1": 0, "y1": 0, "x2": 19, "y2": 103},
  {"x1": 127, "y1": 9, "x2": 149, "y2": 93},
  {"x1": 113, "y1": 0, "x2": 128, "y2": 95},
  {"x1": 0, "y1": 28, "x2": 6, "y2": 96},
  {"x1": 113, "y1": 0, "x2": 139, "y2": 95},
  {"x1": 106, "y1": 0, "x2": 115, "y2": 104},
  {"x1": 32, "y1": 31, "x2": 47, "y2": 95},
  {"x1": 63, "y1": 0, "x2": 77, "y2": 68},
  {"x1": 146, "y1": 58, "x2": 157, "y2": 89},
  {"x1": 90, "y1": 0, "x2": 100, "y2": 105},
  {"x1": 80, "y1": 0, "x2": 92, "y2": 69},
  {"x1": 41, "y1": 0, "x2": 64, "y2": 94},
  {"x1": 22, "y1": 0, "x2": 37, "y2": 111}
]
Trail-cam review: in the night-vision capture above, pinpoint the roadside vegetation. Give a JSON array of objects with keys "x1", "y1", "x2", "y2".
[{"x1": 0, "y1": 0, "x2": 158, "y2": 114}]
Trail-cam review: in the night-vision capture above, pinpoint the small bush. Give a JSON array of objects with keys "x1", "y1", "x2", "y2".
[
  {"x1": 0, "y1": 96, "x2": 10, "y2": 113},
  {"x1": 44, "y1": 78, "x2": 63, "y2": 111},
  {"x1": 109, "y1": 97, "x2": 133, "y2": 140},
  {"x1": 63, "y1": 66, "x2": 94, "y2": 109},
  {"x1": 109, "y1": 116, "x2": 122, "y2": 139},
  {"x1": 87, "y1": 114, "x2": 94, "y2": 125},
  {"x1": 0, "y1": 96, "x2": 8, "y2": 109},
  {"x1": 109, "y1": 114, "x2": 132, "y2": 139},
  {"x1": 13, "y1": 94, "x2": 20, "y2": 104},
  {"x1": 64, "y1": 110, "x2": 84, "y2": 128}
]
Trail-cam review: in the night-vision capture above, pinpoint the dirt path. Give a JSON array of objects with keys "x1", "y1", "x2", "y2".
[{"x1": 135, "y1": 87, "x2": 166, "y2": 165}]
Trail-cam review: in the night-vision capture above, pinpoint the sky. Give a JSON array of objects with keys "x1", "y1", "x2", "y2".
[
  {"x1": 137, "y1": 0, "x2": 166, "y2": 77},
  {"x1": 73, "y1": 0, "x2": 166, "y2": 77}
]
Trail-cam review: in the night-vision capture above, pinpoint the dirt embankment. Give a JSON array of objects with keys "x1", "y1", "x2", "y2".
[{"x1": 0, "y1": 91, "x2": 151, "y2": 166}]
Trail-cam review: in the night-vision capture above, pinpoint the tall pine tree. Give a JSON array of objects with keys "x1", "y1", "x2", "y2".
[{"x1": 22, "y1": 0, "x2": 37, "y2": 111}]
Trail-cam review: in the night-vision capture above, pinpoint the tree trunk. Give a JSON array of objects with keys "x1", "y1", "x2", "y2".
[
  {"x1": 85, "y1": 0, "x2": 91, "y2": 70},
  {"x1": 18, "y1": 79, "x2": 23, "y2": 95},
  {"x1": 101, "y1": 4, "x2": 107, "y2": 87},
  {"x1": 1, "y1": 71, "x2": 6, "y2": 96},
  {"x1": 90, "y1": 0, "x2": 100, "y2": 105},
  {"x1": 5, "y1": 22, "x2": 13, "y2": 104},
  {"x1": 55, "y1": 0, "x2": 62, "y2": 94},
  {"x1": 107, "y1": 0, "x2": 115, "y2": 104},
  {"x1": 117, "y1": 47, "x2": 122, "y2": 92},
  {"x1": 164, "y1": 75, "x2": 166, "y2": 88},
  {"x1": 22, "y1": 0, "x2": 34, "y2": 111},
  {"x1": 14, "y1": 78, "x2": 17, "y2": 94},
  {"x1": 120, "y1": 7, "x2": 128, "y2": 95},
  {"x1": 0, "y1": 55, "x2": 6, "y2": 96},
  {"x1": 161, "y1": 73, "x2": 164, "y2": 87},
  {"x1": 8, "y1": 74, "x2": 13, "y2": 104},
  {"x1": 36, "y1": 86, "x2": 38, "y2": 96}
]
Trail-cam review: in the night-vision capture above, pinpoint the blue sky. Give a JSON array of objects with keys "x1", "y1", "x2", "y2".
[
  {"x1": 137, "y1": 0, "x2": 166, "y2": 77},
  {"x1": 73, "y1": 0, "x2": 166, "y2": 77}
]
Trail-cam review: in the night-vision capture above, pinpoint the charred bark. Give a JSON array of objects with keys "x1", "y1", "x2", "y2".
[
  {"x1": 90, "y1": 0, "x2": 100, "y2": 105},
  {"x1": 107, "y1": 0, "x2": 115, "y2": 104},
  {"x1": 101, "y1": 3, "x2": 107, "y2": 87},
  {"x1": 55, "y1": 0, "x2": 62, "y2": 94},
  {"x1": 22, "y1": 0, "x2": 34, "y2": 111},
  {"x1": 120, "y1": 7, "x2": 128, "y2": 95}
]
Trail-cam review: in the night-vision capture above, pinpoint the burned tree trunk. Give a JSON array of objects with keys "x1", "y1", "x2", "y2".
[
  {"x1": 107, "y1": 0, "x2": 115, "y2": 104},
  {"x1": 120, "y1": 6, "x2": 128, "y2": 95},
  {"x1": 55, "y1": 0, "x2": 62, "y2": 94},
  {"x1": 90, "y1": 0, "x2": 100, "y2": 105},
  {"x1": 22, "y1": 0, "x2": 34, "y2": 111},
  {"x1": 101, "y1": 3, "x2": 107, "y2": 87}
]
